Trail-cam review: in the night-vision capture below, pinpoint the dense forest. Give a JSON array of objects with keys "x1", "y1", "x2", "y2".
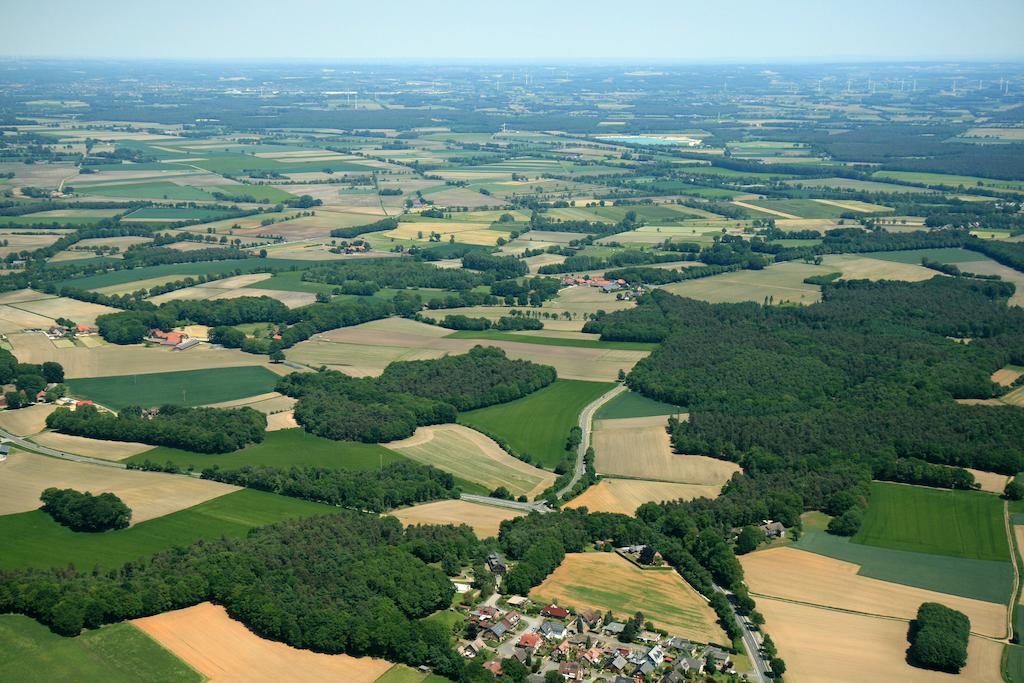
[
  {"x1": 40, "y1": 487, "x2": 131, "y2": 532},
  {"x1": 46, "y1": 404, "x2": 267, "y2": 453}
]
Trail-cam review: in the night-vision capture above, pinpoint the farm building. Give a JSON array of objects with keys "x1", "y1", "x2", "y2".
[{"x1": 486, "y1": 551, "x2": 507, "y2": 574}]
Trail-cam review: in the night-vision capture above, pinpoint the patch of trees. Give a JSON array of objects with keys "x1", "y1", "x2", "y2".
[
  {"x1": 329, "y1": 217, "x2": 398, "y2": 239},
  {"x1": 119, "y1": 246, "x2": 250, "y2": 268},
  {"x1": 605, "y1": 263, "x2": 741, "y2": 286},
  {"x1": 489, "y1": 276, "x2": 561, "y2": 306},
  {"x1": 201, "y1": 461, "x2": 459, "y2": 512},
  {"x1": 432, "y1": 314, "x2": 543, "y2": 331},
  {"x1": 965, "y1": 238, "x2": 1024, "y2": 274},
  {"x1": 424, "y1": 290, "x2": 500, "y2": 309},
  {"x1": 40, "y1": 487, "x2": 131, "y2": 532},
  {"x1": 302, "y1": 258, "x2": 480, "y2": 291},
  {"x1": 906, "y1": 603, "x2": 970, "y2": 673},
  {"x1": 537, "y1": 250, "x2": 680, "y2": 275},
  {"x1": 462, "y1": 251, "x2": 529, "y2": 279},
  {"x1": 46, "y1": 404, "x2": 267, "y2": 453}
]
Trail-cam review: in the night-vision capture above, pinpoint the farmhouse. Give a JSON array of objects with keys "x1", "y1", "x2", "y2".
[
  {"x1": 759, "y1": 520, "x2": 786, "y2": 538},
  {"x1": 517, "y1": 632, "x2": 542, "y2": 654},
  {"x1": 542, "y1": 604, "x2": 570, "y2": 619},
  {"x1": 486, "y1": 551, "x2": 507, "y2": 574}
]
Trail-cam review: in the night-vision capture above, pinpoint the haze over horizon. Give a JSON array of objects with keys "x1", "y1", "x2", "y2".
[{"x1": 2, "y1": 0, "x2": 1022, "y2": 63}]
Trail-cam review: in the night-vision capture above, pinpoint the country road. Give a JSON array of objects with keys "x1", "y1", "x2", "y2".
[
  {"x1": 0, "y1": 427, "x2": 127, "y2": 469},
  {"x1": 460, "y1": 493, "x2": 550, "y2": 513},
  {"x1": 557, "y1": 383, "x2": 627, "y2": 498},
  {"x1": 715, "y1": 584, "x2": 770, "y2": 683}
]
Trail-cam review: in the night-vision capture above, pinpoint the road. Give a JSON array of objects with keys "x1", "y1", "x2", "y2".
[
  {"x1": 556, "y1": 383, "x2": 627, "y2": 498},
  {"x1": 460, "y1": 493, "x2": 550, "y2": 513},
  {"x1": 0, "y1": 427, "x2": 127, "y2": 469},
  {"x1": 714, "y1": 584, "x2": 770, "y2": 683}
]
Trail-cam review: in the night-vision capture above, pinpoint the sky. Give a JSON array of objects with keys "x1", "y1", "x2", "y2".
[{"x1": 1, "y1": 0, "x2": 1023, "y2": 63}]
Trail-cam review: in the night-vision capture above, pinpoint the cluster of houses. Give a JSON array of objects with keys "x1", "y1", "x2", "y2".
[
  {"x1": 458, "y1": 598, "x2": 737, "y2": 682},
  {"x1": 45, "y1": 324, "x2": 97, "y2": 340},
  {"x1": 146, "y1": 328, "x2": 201, "y2": 351},
  {"x1": 560, "y1": 276, "x2": 628, "y2": 293}
]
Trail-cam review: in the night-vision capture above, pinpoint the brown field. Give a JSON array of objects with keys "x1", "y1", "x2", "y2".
[
  {"x1": 740, "y1": 547, "x2": 1006, "y2": 638},
  {"x1": 390, "y1": 499, "x2": 522, "y2": 539},
  {"x1": 0, "y1": 289, "x2": 54, "y2": 305},
  {"x1": 992, "y1": 367, "x2": 1023, "y2": 387},
  {"x1": 212, "y1": 287, "x2": 315, "y2": 308},
  {"x1": 821, "y1": 254, "x2": 938, "y2": 282},
  {"x1": 530, "y1": 553, "x2": 726, "y2": 645},
  {"x1": 0, "y1": 304, "x2": 55, "y2": 332},
  {"x1": 266, "y1": 410, "x2": 299, "y2": 430},
  {"x1": 731, "y1": 200, "x2": 801, "y2": 219},
  {"x1": 206, "y1": 392, "x2": 297, "y2": 413},
  {"x1": 592, "y1": 415, "x2": 741, "y2": 485},
  {"x1": 5, "y1": 296, "x2": 118, "y2": 327},
  {"x1": 388, "y1": 424, "x2": 555, "y2": 499},
  {"x1": 966, "y1": 468, "x2": 1011, "y2": 494},
  {"x1": 0, "y1": 403, "x2": 56, "y2": 436},
  {"x1": 564, "y1": 478, "x2": 723, "y2": 515},
  {"x1": 1002, "y1": 386, "x2": 1024, "y2": 407},
  {"x1": 75, "y1": 236, "x2": 152, "y2": 249},
  {"x1": 30, "y1": 431, "x2": 154, "y2": 461},
  {"x1": 0, "y1": 233, "x2": 64, "y2": 258},
  {"x1": 0, "y1": 450, "x2": 238, "y2": 523},
  {"x1": 134, "y1": 603, "x2": 392, "y2": 683},
  {"x1": 384, "y1": 221, "x2": 511, "y2": 246},
  {"x1": 756, "y1": 598, "x2": 1003, "y2": 683}
]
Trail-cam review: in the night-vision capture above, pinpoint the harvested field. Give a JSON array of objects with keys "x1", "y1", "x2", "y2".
[
  {"x1": 30, "y1": 431, "x2": 154, "y2": 461},
  {"x1": 0, "y1": 450, "x2": 238, "y2": 523},
  {"x1": 0, "y1": 289, "x2": 53, "y2": 305},
  {"x1": 967, "y1": 468, "x2": 1011, "y2": 494},
  {"x1": 383, "y1": 221, "x2": 511, "y2": 246},
  {"x1": 266, "y1": 410, "x2": 299, "y2": 430},
  {"x1": 388, "y1": 424, "x2": 555, "y2": 499},
  {"x1": 94, "y1": 275, "x2": 197, "y2": 296},
  {"x1": 390, "y1": 499, "x2": 522, "y2": 539},
  {"x1": 530, "y1": 553, "x2": 727, "y2": 645},
  {"x1": 8, "y1": 296, "x2": 118, "y2": 327},
  {"x1": 564, "y1": 478, "x2": 723, "y2": 516},
  {"x1": 205, "y1": 392, "x2": 297, "y2": 413},
  {"x1": 755, "y1": 598, "x2": 1003, "y2": 683},
  {"x1": 740, "y1": 547, "x2": 1006, "y2": 638},
  {"x1": 134, "y1": 603, "x2": 392, "y2": 683},
  {"x1": 0, "y1": 403, "x2": 55, "y2": 436},
  {"x1": 592, "y1": 415, "x2": 741, "y2": 485},
  {"x1": 0, "y1": 305, "x2": 55, "y2": 332},
  {"x1": 661, "y1": 261, "x2": 827, "y2": 305},
  {"x1": 993, "y1": 367, "x2": 1024, "y2": 387},
  {"x1": 211, "y1": 287, "x2": 315, "y2": 308},
  {"x1": 822, "y1": 254, "x2": 938, "y2": 282}
]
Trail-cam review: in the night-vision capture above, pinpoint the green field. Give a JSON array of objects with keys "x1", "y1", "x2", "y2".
[
  {"x1": 872, "y1": 170, "x2": 1024, "y2": 193},
  {"x1": 1006, "y1": 645, "x2": 1024, "y2": 683},
  {"x1": 867, "y1": 247, "x2": 991, "y2": 265},
  {"x1": 0, "y1": 488, "x2": 336, "y2": 570},
  {"x1": 795, "y1": 529, "x2": 1013, "y2": 604},
  {"x1": 853, "y1": 482, "x2": 1009, "y2": 561},
  {"x1": 744, "y1": 198, "x2": 877, "y2": 219},
  {"x1": 595, "y1": 390, "x2": 685, "y2": 419},
  {"x1": 60, "y1": 257, "x2": 312, "y2": 290},
  {"x1": 661, "y1": 260, "x2": 827, "y2": 305},
  {"x1": 209, "y1": 184, "x2": 296, "y2": 201},
  {"x1": 67, "y1": 366, "x2": 280, "y2": 410},
  {"x1": 444, "y1": 330, "x2": 657, "y2": 351},
  {"x1": 250, "y1": 270, "x2": 345, "y2": 294},
  {"x1": 192, "y1": 153, "x2": 374, "y2": 176},
  {"x1": 458, "y1": 379, "x2": 614, "y2": 469},
  {"x1": 128, "y1": 428, "x2": 407, "y2": 472},
  {"x1": 75, "y1": 181, "x2": 217, "y2": 201},
  {"x1": 123, "y1": 207, "x2": 236, "y2": 220},
  {"x1": 0, "y1": 616, "x2": 200, "y2": 683}
]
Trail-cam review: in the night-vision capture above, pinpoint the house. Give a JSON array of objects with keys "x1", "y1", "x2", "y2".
[
  {"x1": 517, "y1": 632, "x2": 542, "y2": 654},
  {"x1": 646, "y1": 645, "x2": 665, "y2": 666},
  {"x1": 638, "y1": 630, "x2": 661, "y2": 644},
  {"x1": 542, "y1": 604, "x2": 570, "y2": 620},
  {"x1": 553, "y1": 639, "x2": 573, "y2": 660},
  {"x1": 577, "y1": 608, "x2": 602, "y2": 630},
  {"x1": 558, "y1": 662, "x2": 583, "y2": 680},
  {"x1": 47, "y1": 325, "x2": 68, "y2": 338},
  {"x1": 174, "y1": 337, "x2": 201, "y2": 351},
  {"x1": 760, "y1": 520, "x2": 786, "y2": 538},
  {"x1": 147, "y1": 329, "x2": 187, "y2": 346},
  {"x1": 582, "y1": 647, "x2": 604, "y2": 666},
  {"x1": 488, "y1": 618, "x2": 512, "y2": 640},
  {"x1": 506, "y1": 595, "x2": 529, "y2": 608},
  {"x1": 678, "y1": 657, "x2": 705, "y2": 675},
  {"x1": 604, "y1": 621, "x2": 626, "y2": 635},
  {"x1": 75, "y1": 400, "x2": 94, "y2": 409},
  {"x1": 470, "y1": 605, "x2": 498, "y2": 622},
  {"x1": 486, "y1": 552, "x2": 508, "y2": 575},
  {"x1": 539, "y1": 620, "x2": 568, "y2": 641},
  {"x1": 665, "y1": 637, "x2": 693, "y2": 654},
  {"x1": 705, "y1": 646, "x2": 732, "y2": 669},
  {"x1": 635, "y1": 660, "x2": 656, "y2": 678},
  {"x1": 460, "y1": 638, "x2": 485, "y2": 658},
  {"x1": 482, "y1": 660, "x2": 503, "y2": 676},
  {"x1": 607, "y1": 654, "x2": 628, "y2": 673}
]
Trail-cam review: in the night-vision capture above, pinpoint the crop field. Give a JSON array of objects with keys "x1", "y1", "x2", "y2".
[
  {"x1": 123, "y1": 207, "x2": 236, "y2": 221},
  {"x1": 755, "y1": 598, "x2": 1003, "y2": 683},
  {"x1": 59, "y1": 257, "x2": 312, "y2": 291},
  {"x1": 66, "y1": 365, "x2": 281, "y2": 409},
  {"x1": 0, "y1": 450, "x2": 238, "y2": 523},
  {"x1": 4, "y1": 296, "x2": 118, "y2": 327},
  {"x1": 593, "y1": 415, "x2": 741, "y2": 485},
  {"x1": 127, "y1": 428, "x2": 405, "y2": 472},
  {"x1": 530, "y1": 553, "x2": 727, "y2": 645},
  {"x1": 743, "y1": 198, "x2": 868, "y2": 219},
  {"x1": 854, "y1": 482, "x2": 1009, "y2": 561},
  {"x1": 564, "y1": 478, "x2": 723, "y2": 516},
  {"x1": 0, "y1": 615, "x2": 201, "y2": 683},
  {"x1": 967, "y1": 467, "x2": 1012, "y2": 493},
  {"x1": 134, "y1": 603, "x2": 391, "y2": 683},
  {"x1": 383, "y1": 220, "x2": 511, "y2": 246},
  {"x1": 867, "y1": 247, "x2": 990, "y2": 265},
  {"x1": 872, "y1": 170, "x2": 1024, "y2": 193},
  {"x1": 30, "y1": 431, "x2": 154, "y2": 460},
  {"x1": 75, "y1": 181, "x2": 218, "y2": 201},
  {"x1": 819, "y1": 254, "x2": 938, "y2": 282},
  {"x1": 458, "y1": 379, "x2": 614, "y2": 469},
  {"x1": 444, "y1": 329, "x2": 657, "y2": 351},
  {"x1": 0, "y1": 488, "x2": 335, "y2": 570},
  {"x1": 795, "y1": 530, "x2": 1014, "y2": 604},
  {"x1": 390, "y1": 499, "x2": 523, "y2": 539},
  {"x1": 741, "y1": 547, "x2": 1006, "y2": 638},
  {"x1": 0, "y1": 403, "x2": 55, "y2": 435},
  {"x1": 387, "y1": 424, "x2": 555, "y2": 499},
  {"x1": 594, "y1": 389, "x2": 685, "y2": 419},
  {"x1": 660, "y1": 261, "x2": 828, "y2": 305},
  {"x1": 782, "y1": 177, "x2": 932, "y2": 193}
]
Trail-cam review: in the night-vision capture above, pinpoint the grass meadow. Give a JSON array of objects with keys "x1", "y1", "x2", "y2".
[
  {"x1": 444, "y1": 330, "x2": 657, "y2": 351},
  {"x1": 67, "y1": 366, "x2": 280, "y2": 409},
  {"x1": 594, "y1": 389, "x2": 685, "y2": 419}
]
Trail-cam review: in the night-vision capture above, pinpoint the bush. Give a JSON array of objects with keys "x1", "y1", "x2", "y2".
[
  {"x1": 40, "y1": 487, "x2": 131, "y2": 532},
  {"x1": 827, "y1": 508, "x2": 863, "y2": 536},
  {"x1": 1005, "y1": 480, "x2": 1024, "y2": 501},
  {"x1": 906, "y1": 602, "x2": 970, "y2": 673}
]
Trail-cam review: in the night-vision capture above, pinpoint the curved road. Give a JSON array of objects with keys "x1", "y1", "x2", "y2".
[
  {"x1": 557, "y1": 383, "x2": 627, "y2": 498},
  {"x1": 0, "y1": 427, "x2": 126, "y2": 468}
]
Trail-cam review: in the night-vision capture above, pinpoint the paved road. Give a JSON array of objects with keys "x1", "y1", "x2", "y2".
[
  {"x1": 460, "y1": 493, "x2": 550, "y2": 513},
  {"x1": 0, "y1": 427, "x2": 127, "y2": 469},
  {"x1": 714, "y1": 584, "x2": 770, "y2": 683},
  {"x1": 556, "y1": 383, "x2": 627, "y2": 498}
]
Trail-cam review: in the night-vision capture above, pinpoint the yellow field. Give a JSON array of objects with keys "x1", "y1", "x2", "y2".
[
  {"x1": 30, "y1": 431, "x2": 154, "y2": 461},
  {"x1": 811, "y1": 199, "x2": 891, "y2": 213},
  {"x1": 661, "y1": 261, "x2": 827, "y2": 305},
  {"x1": 0, "y1": 403, "x2": 56, "y2": 436},
  {"x1": 384, "y1": 221, "x2": 511, "y2": 246},
  {"x1": 821, "y1": 254, "x2": 938, "y2": 282},
  {"x1": 0, "y1": 304, "x2": 55, "y2": 332},
  {"x1": 388, "y1": 424, "x2": 555, "y2": 499},
  {"x1": 993, "y1": 367, "x2": 1023, "y2": 387},
  {"x1": 0, "y1": 450, "x2": 238, "y2": 524},
  {"x1": 134, "y1": 603, "x2": 392, "y2": 683},
  {"x1": 740, "y1": 547, "x2": 1006, "y2": 638},
  {"x1": 564, "y1": 478, "x2": 723, "y2": 515},
  {"x1": 390, "y1": 499, "x2": 522, "y2": 539},
  {"x1": 266, "y1": 411, "x2": 299, "y2": 430},
  {"x1": 966, "y1": 468, "x2": 1011, "y2": 494},
  {"x1": 756, "y1": 598, "x2": 1003, "y2": 683},
  {"x1": 592, "y1": 415, "x2": 741, "y2": 485},
  {"x1": 530, "y1": 553, "x2": 727, "y2": 645},
  {"x1": 206, "y1": 392, "x2": 297, "y2": 413},
  {"x1": 3, "y1": 296, "x2": 118, "y2": 326}
]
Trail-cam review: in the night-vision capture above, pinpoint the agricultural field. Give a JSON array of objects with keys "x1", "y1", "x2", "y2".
[
  {"x1": 390, "y1": 499, "x2": 522, "y2": 539},
  {"x1": 134, "y1": 603, "x2": 391, "y2": 683},
  {"x1": 30, "y1": 431, "x2": 155, "y2": 460},
  {"x1": 530, "y1": 553, "x2": 727, "y2": 645},
  {"x1": 458, "y1": 379, "x2": 614, "y2": 469},
  {"x1": 660, "y1": 261, "x2": 829, "y2": 305},
  {"x1": 66, "y1": 365, "x2": 282, "y2": 409},
  {"x1": 387, "y1": 424, "x2": 555, "y2": 499},
  {"x1": 592, "y1": 415, "x2": 741, "y2": 485},
  {"x1": 0, "y1": 488, "x2": 335, "y2": 570},
  {"x1": 818, "y1": 254, "x2": 938, "y2": 282},
  {"x1": 594, "y1": 389, "x2": 685, "y2": 419},
  {"x1": 565, "y1": 478, "x2": 723, "y2": 516},
  {"x1": 0, "y1": 403, "x2": 56, "y2": 435},
  {"x1": 0, "y1": 615, "x2": 201, "y2": 683},
  {"x1": 873, "y1": 170, "x2": 1024, "y2": 193}
]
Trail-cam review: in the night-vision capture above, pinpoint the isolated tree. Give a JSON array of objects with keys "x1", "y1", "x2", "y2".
[
  {"x1": 1005, "y1": 480, "x2": 1024, "y2": 501},
  {"x1": 735, "y1": 526, "x2": 762, "y2": 554}
]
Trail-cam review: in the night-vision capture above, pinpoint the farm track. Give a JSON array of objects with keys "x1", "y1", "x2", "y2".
[{"x1": 557, "y1": 383, "x2": 627, "y2": 498}]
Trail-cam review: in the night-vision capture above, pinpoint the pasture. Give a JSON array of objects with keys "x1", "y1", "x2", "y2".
[
  {"x1": 530, "y1": 553, "x2": 727, "y2": 645},
  {"x1": 0, "y1": 615, "x2": 200, "y2": 683},
  {"x1": 388, "y1": 424, "x2": 555, "y2": 499},
  {"x1": 853, "y1": 482, "x2": 1009, "y2": 561},
  {"x1": 134, "y1": 603, "x2": 391, "y2": 683},
  {"x1": 660, "y1": 261, "x2": 828, "y2": 305},
  {"x1": 819, "y1": 254, "x2": 938, "y2": 282},
  {"x1": 592, "y1": 415, "x2": 741, "y2": 485},
  {"x1": 383, "y1": 220, "x2": 511, "y2": 246},
  {"x1": 872, "y1": 170, "x2": 1024, "y2": 193},
  {"x1": 564, "y1": 478, "x2": 723, "y2": 516},
  {"x1": 594, "y1": 389, "x2": 685, "y2": 419},
  {"x1": 66, "y1": 365, "x2": 281, "y2": 409},
  {"x1": 458, "y1": 379, "x2": 614, "y2": 469},
  {"x1": 0, "y1": 488, "x2": 335, "y2": 570},
  {"x1": 756, "y1": 598, "x2": 1003, "y2": 683},
  {"x1": 740, "y1": 547, "x2": 1006, "y2": 638},
  {"x1": 390, "y1": 499, "x2": 522, "y2": 539}
]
